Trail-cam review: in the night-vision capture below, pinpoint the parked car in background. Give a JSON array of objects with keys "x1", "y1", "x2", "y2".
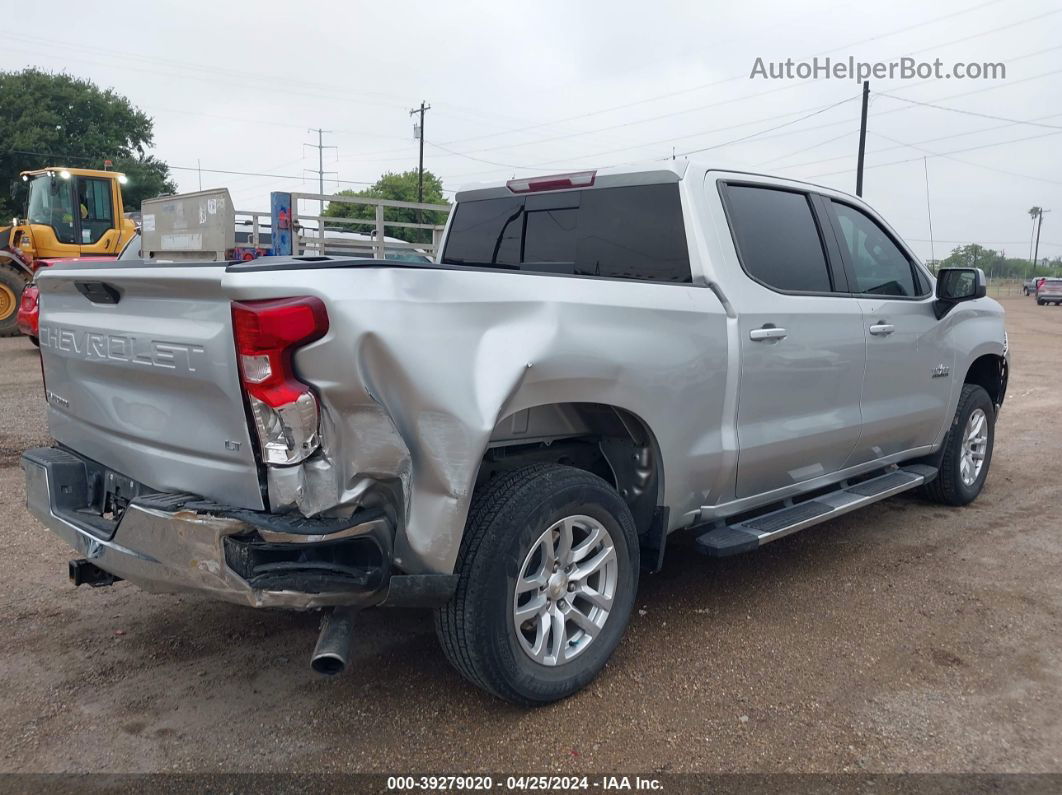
[
  {"x1": 1036, "y1": 277, "x2": 1062, "y2": 305},
  {"x1": 1025, "y1": 276, "x2": 1046, "y2": 295},
  {"x1": 22, "y1": 162, "x2": 1008, "y2": 705}
]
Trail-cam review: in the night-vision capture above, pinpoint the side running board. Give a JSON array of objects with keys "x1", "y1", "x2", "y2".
[{"x1": 695, "y1": 465, "x2": 936, "y2": 557}]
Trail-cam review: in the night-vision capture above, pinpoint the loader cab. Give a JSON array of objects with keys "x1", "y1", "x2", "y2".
[{"x1": 19, "y1": 168, "x2": 135, "y2": 262}]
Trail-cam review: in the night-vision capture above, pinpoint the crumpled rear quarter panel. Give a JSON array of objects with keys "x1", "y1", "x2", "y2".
[{"x1": 222, "y1": 265, "x2": 728, "y2": 574}]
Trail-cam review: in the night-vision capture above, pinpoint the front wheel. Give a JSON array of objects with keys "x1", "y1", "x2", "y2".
[
  {"x1": 0, "y1": 264, "x2": 28, "y2": 338},
  {"x1": 922, "y1": 384, "x2": 995, "y2": 506},
  {"x1": 435, "y1": 464, "x2": 639, "y2": 705}
]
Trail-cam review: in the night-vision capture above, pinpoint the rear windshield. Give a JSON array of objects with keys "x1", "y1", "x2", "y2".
[{"x1": 442, "y1": 183, "x2": 691, "y2": 283}]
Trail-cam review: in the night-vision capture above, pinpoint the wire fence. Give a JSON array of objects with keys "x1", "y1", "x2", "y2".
[{"x1": 986, "y1": 279, "x2": 1030, "y2": 298}]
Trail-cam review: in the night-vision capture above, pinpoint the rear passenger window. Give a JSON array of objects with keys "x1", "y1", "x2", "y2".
[
  {"x1": 442, "y1": 184, "x2": 691, "y2": 283},
  {"x1": 831, "y1": 202, "x2": 918, "y2": 297},
  {"x1": 724, "y1": 185, "x2": 832, "y2": 293}
]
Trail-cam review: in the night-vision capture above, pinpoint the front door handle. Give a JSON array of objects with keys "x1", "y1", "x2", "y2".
[
  {"x1": 869, "y1": 323, "x2": 895, "y2": 336},
  {"x1": 749, "y1": 326, "x2": 788, "y2": 341}
]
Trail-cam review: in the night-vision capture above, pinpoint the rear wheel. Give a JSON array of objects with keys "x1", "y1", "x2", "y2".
[
  {"x1": 435, "y1": 464, "x2": 639, "y2": 705},
  {"x1": 922, "y1": 384, "x2": 995, "y2": 506},
  {"x1": 0, "y1": 264, "x2": 27, "y2": 338},
  {"x1": 1037, "y1": 298, "x2": 1045, "y2": 306}
]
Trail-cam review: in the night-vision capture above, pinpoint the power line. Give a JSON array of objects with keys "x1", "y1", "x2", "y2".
[
  {"x1": 868, "y1": 130, "x2": 1062, "y2": 187},
  {"x1": 753, "y1": 130, "x2": 860, "y2": 168},
  {"x1": 905, "y1": 238, "x2": 1062, "y2": 246},
  {"x1": 439, "y1": 38, "x2": 1062, "y2": 184},
  {"x1": 803, "y1": 128, "x2": 1062, "y2": 179},
  {"x1": 770, "y1": 110, "x2": 1062, "y2": 172},
  {"x1": 146, "y1": 104, "x2": 409, "y2": 141},
  {"x1": 332, "y1": 11, "x2": 1062, "y2": 181},
  {"x1": 427, "y1": 0, "x2": 1008, "y2": 151},
  {"x1": 430, "y1": 96, "x2": 861, "y2": 175},
  {"x1": 428, "y1": 141, "x2": 533, "y2": 170},
  {"x1": 665, "y1": 49, "x2": 1062, "y2": 171},
  {"x1": 5, "y1": 35, "x2": 410, "y2": 113},
  {"x1": 352, "y1": 0, "x2": 1021, "y2": 163},
  {"x1": 674, "y1": 96, "x2": 861, "y2": 158},
  {"x1": 440, "y1": 57, "x2": 1062, "y2": 183},
  {"x1": 875, "y1": 93, "x2": 1062, "y2": 131},
  {"x1": 5, "y1": 148, "x2": 376, "y2": 187},
  {"x1": 440, "y1": 96, "x2": 864, "y2": 179},
  {"x1": 705, "y1": 64, "x2": 1062, "y2": 176},
  {"x1": 167, "y1": 164, "x2": 373, "y2": 186}
]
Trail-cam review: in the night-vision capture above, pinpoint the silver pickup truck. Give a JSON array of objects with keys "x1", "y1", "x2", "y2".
[{"x1": 22, "y1": 162, "x2": 1008, "y2": 705}]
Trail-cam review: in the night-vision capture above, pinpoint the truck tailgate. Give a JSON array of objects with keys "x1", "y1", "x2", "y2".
[{"x1": 35, "y1": 263, "x2": 264, "y2": 510}]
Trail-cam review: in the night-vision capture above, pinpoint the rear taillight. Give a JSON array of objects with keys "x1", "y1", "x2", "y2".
[
  {"x1": 20, "y1": 284, "x2": 38, "y2": 312},
  {"x1": 506, "y1": 170, "x2": 596, "y2": 193},
  {"x1": 231, "y1": 297, "x2": 329, "y2": 466}
]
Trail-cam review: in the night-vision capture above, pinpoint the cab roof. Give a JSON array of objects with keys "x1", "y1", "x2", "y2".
[{"x1": 20, "y1": 167, "x2": 126, "y2": 179}]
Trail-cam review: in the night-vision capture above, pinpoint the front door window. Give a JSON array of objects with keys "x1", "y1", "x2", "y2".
[
  {"x1": 77, "y1": 177, "x2": 115, "y2": 245},
  {"x1": 831, "y1": 202, "x2": 920, "y2": 297}
]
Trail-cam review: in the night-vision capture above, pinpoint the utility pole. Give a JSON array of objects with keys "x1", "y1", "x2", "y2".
[
  {"x1": 1033, "y1": 209, "x2": 1050, "y2": 270},
  {"x1": 855, "y1": 81, "x2": 869, "y2": 197},
  {"x1": 197, "y1": 158, "x2": 202, "y2": 191},
  {"x1": 1029, "y1": 219, "x2": 1035, "y2": 269},
  {"x1": 923, "y1": 157, "x2": 935, "y2": 266},
  {"x1": 304, "y1": 128, "x2": 337, "y2": 220},
  {"x1": 409, "y1": 101, "x2": 431, "y2": 204}
]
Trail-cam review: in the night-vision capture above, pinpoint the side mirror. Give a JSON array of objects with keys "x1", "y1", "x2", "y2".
[{"x1": 934, "y1": 267, "x2": 987, "y2": 319}]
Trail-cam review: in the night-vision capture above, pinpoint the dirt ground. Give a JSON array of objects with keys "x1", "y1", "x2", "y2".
[{"x1": 0, "y1": 296, "x2": 1059, "y2": 775}]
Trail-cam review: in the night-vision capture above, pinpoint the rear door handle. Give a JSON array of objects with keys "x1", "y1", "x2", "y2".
[
  {"x1": 749, "y1": 326, "x2": 788, "y2": 341},
  {"x1": 869, "y1": 323, "x2": 895, "y2": 336}
]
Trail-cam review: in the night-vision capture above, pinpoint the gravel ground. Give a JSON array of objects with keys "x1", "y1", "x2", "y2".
[{"x1": 0, "y1": 296, "x2": 1059, "y2": 774}]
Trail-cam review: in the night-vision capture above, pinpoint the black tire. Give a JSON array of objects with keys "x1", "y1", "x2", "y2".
[
  {"x1": 1037, "y1": 298, "x2": 1045, "y2": 306},
  {"x1": 0, "y1": 263, "x2": 28, "y2": 338},
  {"x1": 28, "y1": 336, "x2": 39, "y2": 348},
  {"x1": 922, "y1": 384, "x2": 995, "y2": 506},
  {"x1": 435, "y1": 464, "x2": 639, "y2": 705}
]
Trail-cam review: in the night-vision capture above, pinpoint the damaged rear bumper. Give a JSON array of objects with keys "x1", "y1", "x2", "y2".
[{"x1": 21, "y1": 447, "x2": 456, "y2": 610}]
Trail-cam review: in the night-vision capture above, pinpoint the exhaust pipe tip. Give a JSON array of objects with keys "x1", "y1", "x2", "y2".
[
  {"x1": 310, "y1": 606, "x2": 357, "y2": 677},
  {"x1": 311, "y1": 653, "x2": 347, "y2": 676}
]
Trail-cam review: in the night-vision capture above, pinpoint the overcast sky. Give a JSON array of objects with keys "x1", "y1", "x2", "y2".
[{"x1": 3, "y1": 0, "x2": 1059, "y2": 262}]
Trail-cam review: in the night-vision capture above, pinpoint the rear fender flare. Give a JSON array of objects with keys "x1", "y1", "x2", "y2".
[{"x1": 0, "y1": 250, "x2": 33, "y2": 278}]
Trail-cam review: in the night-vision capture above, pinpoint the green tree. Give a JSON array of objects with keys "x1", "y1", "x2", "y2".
[
  {"x1": 113, "y1": 154, "x2": 176, "y2": 212},
  {"x1": 937, "y1": 243, "x2": 1062, "y2": 279},
  {"x1": 0, "y1": 68, "x2": 176, "y2": 220},
  {"x1": 939, "y1": 243, "x2": 995, "y2": 272},
  {"x1": 322, "y1": 169, "x2": 449, "y2": 243}
]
